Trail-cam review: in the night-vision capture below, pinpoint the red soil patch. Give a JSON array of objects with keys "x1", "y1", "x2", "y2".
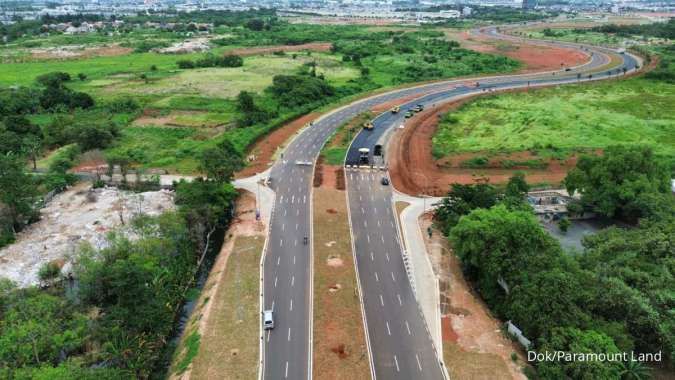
[
  {"x1": 455, "y1": 30, "x2": 588, "y2": 72},
  {"x1": 225, "y1": 42, "x2": 332, "y2": 57},
  {"x1": 320, "y1": 164, "x2": 341, "y2": 190},
  {"x1": 442, "y1": 316, "x2": 459, "y2": 343},
  {"x1": 236, "y1": 113, "x2": 320, "y2": 178}
]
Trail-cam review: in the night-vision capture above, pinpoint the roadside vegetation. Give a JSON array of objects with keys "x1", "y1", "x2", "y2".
[
  {"x1": 0, "y1": 124, "x2": 245, "y2": 377},
  {"x1": 0, "y1": 9, "x2": 521, "y2": 177},
  {"x1": 432, "y1": 45, "x2": 675, "y2": 175},
  {"x1": 434, "y1": 147, "x2": 674, "y2": 379},
  {"x1": 320, "y1": 112, "x2": 372, "y2": 165}
]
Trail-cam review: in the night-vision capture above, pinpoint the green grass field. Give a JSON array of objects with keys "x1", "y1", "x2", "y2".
[{"x1": 433, "y1": 77, "x2": 675, "y2": 166}]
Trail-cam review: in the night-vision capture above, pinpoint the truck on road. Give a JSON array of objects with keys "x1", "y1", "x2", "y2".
[{"x1": 359, "y1": 148, "x2": 370, "y2": 164}]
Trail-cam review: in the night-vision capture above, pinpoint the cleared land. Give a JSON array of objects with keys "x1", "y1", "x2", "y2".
[
  {"x1": 312, "y1": 185, "x2": 370, "y2": 379},
  {"x1": 170, "y1": 191, "x2": 264, "y2": 380}
]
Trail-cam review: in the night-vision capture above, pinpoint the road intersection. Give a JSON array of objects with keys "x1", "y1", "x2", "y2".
[{"x1": 256, "y1": 25, "x2": 639, "y2": 380}]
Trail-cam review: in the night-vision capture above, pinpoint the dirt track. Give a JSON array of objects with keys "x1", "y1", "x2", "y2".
[{"x1": 225, "y1": 42, "x2": 332, "y2": 57}]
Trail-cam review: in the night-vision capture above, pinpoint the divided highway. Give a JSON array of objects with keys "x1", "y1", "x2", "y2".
[{"x1": 260, "y1": 25, "x2": 639, "y2": 380}]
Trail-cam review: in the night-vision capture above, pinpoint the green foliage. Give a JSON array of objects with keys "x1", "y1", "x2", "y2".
[
  {"x1": 0, "y1": 286, "x2": 89, "y2": 369},
  {"x1": 199, "y1": 138, "x2": 244, "y2": 182},
  {"x1": 174, "y1": 331, "x2": 200, "y2": 374},
  {"x1": 591, "y1": 18, "x2": 675, "y2": 40},
  {"x1": 564, "y1": 145, "x2": 670, "y2": 221},
  {"x1": 74, "y1": 212, "x2": 196, "y2": 377},
  {"x1": 267, "y1": 74, "x2": 335, "y2": 108},
  {"x1": 434, "y1": 183, "x2": 500, "y2": 235},
  {"x1": 236, "y1": 90, "x2": 273, "y2": 127},
  {"x1": 558, "y1": 216, "x2": 571, "y2": 233},
  {"x1": 37, "y1": 262, "x2": 61, "y2": 282},
  {"x1": 178, "y1": 54, "x2": 244, "y2": 70},
  {"x1": 537, "y1": 327, "x2": 621, "y2": 380},
  {"x1": 432, "y1": 75, "x2": 675, "y2": 163},
  {"x1": 446, "y1": 175, "x2": 675, "y2": 376},
  {"x1": 0, "y1": 152, "x2": 37, "y2": 241}
]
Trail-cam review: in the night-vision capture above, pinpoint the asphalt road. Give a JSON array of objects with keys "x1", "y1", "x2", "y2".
[{"x1": 261, "y1": 25, "x2": 638, "y2": 380}]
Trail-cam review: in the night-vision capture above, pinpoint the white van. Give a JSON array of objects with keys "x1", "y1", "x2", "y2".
[{"x1": 263, "y1": 310, "x2": 274, "y2": 330}]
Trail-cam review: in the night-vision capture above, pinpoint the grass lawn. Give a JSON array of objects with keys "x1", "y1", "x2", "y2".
[
  {"x1": 320, "y1": 112, "x2": 372, "y2": 165},
  {"x1": 95, "y1": 54, "x2": 358, "y2": 100},
  {"x1": 312, "y1": 187, "x2": 370, "y2": 379},
  {"x1": 432, "y1": 77, "x2": 675, "y2": 167}
]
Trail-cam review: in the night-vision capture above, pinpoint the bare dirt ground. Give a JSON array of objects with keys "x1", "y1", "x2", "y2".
[
  {"x1": 236, "y1": 113, "x2": 320, "y2": 178},
  {"x1": 0, "y1": 183, "x2": 174, "y2": 287},
  {"x1": 448, "y1": 30, "x2": 589, "y2": 73},
  {"x1": 170, "y1": 190, "x2": 265, "y2": 380},
  {"x1": 225, "y1": 42, "x2": 332, "y2": 57},
  {"x1": 313, "y1": 183, "x2": 370, "y2": 379},
  {"x1": 420, "y1": 214, "x2": 527, "y2": 380},
  {"x1": 30, "y1": 44, "x2": 133, "y2": 60}
]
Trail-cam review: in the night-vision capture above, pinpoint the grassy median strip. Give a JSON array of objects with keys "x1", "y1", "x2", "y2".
[{"x1": 313, "y1": 187, "x2": 370, "y2": 379}]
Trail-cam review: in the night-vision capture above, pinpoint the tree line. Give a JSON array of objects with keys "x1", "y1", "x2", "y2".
[
  {"x1": 435, "y1": 146, "x2": 673, "y2": 379},
  {"x1": 0, "y1": 134, "x2": 245, "y2": 378}
]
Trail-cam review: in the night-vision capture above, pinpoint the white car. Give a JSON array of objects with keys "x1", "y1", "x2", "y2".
[{"x1": 263, "y1": 310, "x2": 274, "y2": 330}]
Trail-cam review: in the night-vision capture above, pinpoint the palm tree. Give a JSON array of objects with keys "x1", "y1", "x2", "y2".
[{"x1": 618, "y1": 360, "x2": 651, "y2": 380}]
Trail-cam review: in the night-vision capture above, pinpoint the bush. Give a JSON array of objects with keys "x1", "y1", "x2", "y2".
[
  {"x1": 106, "y1": 97, "x2": 140, "y2": 113},
  {"x1": 177, "y1": 59, "x2": 195, "y2": 69},
  {"x1": 38, "y1": 262, "x2": 61, "y2": 281},
  {"x1": 460, "y1": 156, "x2": 490, "y2": 168}
]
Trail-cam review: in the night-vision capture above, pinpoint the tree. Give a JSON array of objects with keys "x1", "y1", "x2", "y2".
[
  {"x1": 175, "y1": 178, "x2": 238, "y2": 266},
  {"x1": 434, "y1": 183, "x2": 500, "y2": 235},
  {"x1": 77, "y1": 73, "x2": 87, "y2": 81},
  {"x1": 558, "y1": 216, "x2": 571, "y2": 233},
  {"x1": 618, "y1": 359, "x2": 651, "y2": 380},
  {"x1": 536, "y1": 327, "x2": 621, "y2": 380},
  {"x1": 199, "y1": 139, "x2": 244, "y2": 183},
  {"x1": 21, "y1": 135, "x2": 42, "y2": 171},
  {"x1": 564, "y1": 145, "x2": 670, "y2": 222},
  {"x1": 236, "y1": 91, "x2": 271, "y2": 127},
  {"x1": 450, "y1": 205, "x2": 562, "y2": 308},
  {"x1": 0, "y1": 152, "x2": 37, "y2": 234},
  {"x1": 245, "y1": 18, "x2": 265, "y2": 31}
]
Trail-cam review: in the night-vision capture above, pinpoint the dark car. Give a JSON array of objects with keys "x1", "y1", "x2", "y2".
[{"x1": 381, "y1": 177, "x2": 390, "y2": 186}]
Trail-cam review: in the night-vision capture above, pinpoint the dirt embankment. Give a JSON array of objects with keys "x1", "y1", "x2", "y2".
[
  {"x1": 225, "y1": 42, "x2": 332, "y2": 57},
  {"x1": 389, "y1": 85, "x2": 593, "y2": 196},
  {"x1": 449, "y1": 29, "x2": 589, "y2": 73},
  {"x1": 420, "y1": 215, "x2": 528, "y2": 380},
  {"x1": 236, "y1": 113, "x2": 320, "y2": 178}
]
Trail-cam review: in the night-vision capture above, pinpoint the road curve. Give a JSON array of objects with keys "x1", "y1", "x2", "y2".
[{"x1": 259, "y1": 25, "x2": 639, "y2": 380}]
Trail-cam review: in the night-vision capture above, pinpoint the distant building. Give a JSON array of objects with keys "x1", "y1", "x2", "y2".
[
  {"x1": 462, "y1": 6, "x2": 472, "y2": 17},
  {"x1": 522, "y1": 0, "x2": 536, "y2": 9}
]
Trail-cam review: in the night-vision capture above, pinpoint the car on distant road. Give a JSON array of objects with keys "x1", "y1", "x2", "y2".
[
  {"x1": 404, "y1": 111, "x2": 413, "y2": 118},
  {"x1": 263, "y1": 310, "x2": 274, "y2": 330},
  {"x1": 391, "y1": 106, "x2": 400, "y2": 114},
  {"x1": 381, "y1": 177, "x2": 389, "y2": 186},
  {"x1": 413, "y1": 104, "x2": 424, "y2": 112}
]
